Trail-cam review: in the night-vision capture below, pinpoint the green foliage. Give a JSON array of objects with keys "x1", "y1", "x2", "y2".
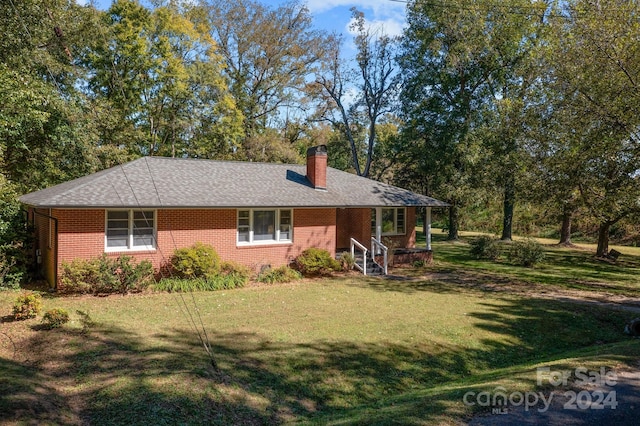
[
  {"x1": 0, "y1": 176, "x2": 33, "y2": 290},
  {"x1": 469, "y1": 236, "x2": 501, "y2": 260},
  {"x1": 12, "y1": 292, "x2": 42, "y2": 320},
  {"x1": 508, "y1": 238, "x2": 546, "y2": 267},
  {"x1": 412, "y1": 259, "x2": 427, "y2": 268},
  {"x1": 154, "y1": 275, "x2": 244, "y2": 292},
  {"x1": 59, "y1": 255, "x2": 154, "y2": 295},
  {"x1": 294, "y1": 248, "x2": 341, "y2": 277},
  {"x1": 170, "y1": 242, "x2": 221, "y2": 280},
  {"x1": 42, "y1": 308, "x2": 70, "y2": 329},
  {"x1": 157, "y1": 258, "x2": 248, "y2": 292},
  {"x1": 0, "y1": 245, "x2": 24, "y2": 290},
  {"x1": 338, "y1": 251, "x2": 355, "y2": 271},
  {"x1": 116, "y1": 256, "x2": 154, "y2": 294},
  {"x1": 257, "y1": 266, "x2": 302, "y2": 284},
  {"x1": 207, "y1": 0, "x2": 328, "y2": 157},
  {"x1": 219, "y1": 261, "x2": 251, "y2": 286},
  {"x1": 84, "y1": 0, "x2": 243, "y2": 158}
]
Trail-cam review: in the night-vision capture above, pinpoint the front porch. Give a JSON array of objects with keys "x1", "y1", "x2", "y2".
[{"x1": 336, "y1": 206, "x2": 435, "y2": 275}]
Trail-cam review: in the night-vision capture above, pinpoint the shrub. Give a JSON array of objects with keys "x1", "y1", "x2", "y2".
[
  {"x1": 0, "y1": 249, "x2": 22, "y2": 290},
  {"x1": 257, "y1": 266, "x2": 302, "y2": 284},
  {"x1": 508, "y1": 238, "x2": 545, "y2": 267},
  {"x1": 156, "y1": 259, "x2": 248, "y2": 293},
  {"x1": 12, "y1": 292, "x2": 42, "y2": 320},
  {"x1": 42, "y1": 308, "x2": 70, "y2": 329},
  {"x1": 171, "y1": 242, "x2": 220, "y2": 279},
  {"x1": 116, "y1": 256, "x2": 154, "y2": 294},
  {"x1": 0, "y1": 243, "x2": 28, "y2": 290},
  {"x1": 469, "y1": 235, "x2": 501, "y2": 260},
  {"x1": 338, "y1": 251, "x2": 355, "y2": 271},
  {"x1": 155, "y1": 275, "x2": 244, "y2": 292},
  {"x1": 295, "y1": 248, "x2": 341, "y2": 277},
  {"x1": 219, "y1": 261, "x2": 251, "y2": 287},
  {"x1": 59, "y1": 255, "x2": 154, "y2": 295},
  {"x1": 412, "y1": 259, "x2": 427, "y2": 268}
]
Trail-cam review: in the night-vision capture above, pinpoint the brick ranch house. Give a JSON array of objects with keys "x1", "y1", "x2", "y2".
[{"x1": 20, "y1": 146, "x2": 448, "y2": 288}]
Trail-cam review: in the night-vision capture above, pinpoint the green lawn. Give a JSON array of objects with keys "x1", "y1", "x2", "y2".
[
  {"x1": 421, "y1": 230, "x2": 640, "y2": 297},
  {"x1": 1, "y1": 239, "x2": 639, "y2": 425}
]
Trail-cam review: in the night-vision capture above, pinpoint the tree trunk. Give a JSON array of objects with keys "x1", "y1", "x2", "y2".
[
  {"x1": 559, "y1": 208, "x2": 572, "y2": 245},
  {"x1": 501, "y1": 176, "x2": 515, "y2": 241},
  {"x1": 596, "y1": 221, "x2": 612, "y2": 257},
  {"x1": 448, "y1": 203, "x2": 459, "y2": 241}
]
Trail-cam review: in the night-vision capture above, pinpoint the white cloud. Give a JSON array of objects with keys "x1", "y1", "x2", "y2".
[
  {"x1": 304, "y1": 0, "x2": 407, "y2": 37},
  {"x1": 305, "y1": 0, "x2": 404, "y2": 15}
]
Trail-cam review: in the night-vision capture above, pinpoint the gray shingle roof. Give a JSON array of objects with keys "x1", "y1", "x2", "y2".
[{"x1": 19, "y1": 157, "x2": 449, "y2": 209}]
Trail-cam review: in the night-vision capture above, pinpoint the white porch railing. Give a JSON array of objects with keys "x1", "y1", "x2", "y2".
[
  {"x1": 371, "y1": 237, "x2": 388, "y2": 275},
  {"x1": 350, "y1": 237, "x2": 368, "y2": 275}
]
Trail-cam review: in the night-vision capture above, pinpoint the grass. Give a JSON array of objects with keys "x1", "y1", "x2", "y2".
[
  {"x1": 0, "y1": 237, "x2": 639, "y2": 424},
  {"x1": 420, "y1": 230, "x2": 640, "y2": 297}
]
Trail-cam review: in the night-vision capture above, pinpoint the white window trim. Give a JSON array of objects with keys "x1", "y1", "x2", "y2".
[
  {"x1": 237, "y1": 208, "x2": 293, "y2": 246},
  {"x1": 379, "y1": 207, "x2": 407, "y2": 236},
  {"x1": 105, "y1": 209, "x2": 157, "y2": 252}
]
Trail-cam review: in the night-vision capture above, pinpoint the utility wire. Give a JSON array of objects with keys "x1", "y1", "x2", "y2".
[{"x1": 94, "y1": 4, "x2": 219, "y2": 366}]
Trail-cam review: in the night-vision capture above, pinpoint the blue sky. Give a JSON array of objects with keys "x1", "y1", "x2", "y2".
[{"x1": 80, "y1": 0, "x2": 407, "y2": 38}]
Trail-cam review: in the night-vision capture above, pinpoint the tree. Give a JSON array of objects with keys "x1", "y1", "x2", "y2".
[
  {"x1": 204, "y1": 0, "x2": 329, "y2": 160},
  {"x1": 1, "y1": 0, "x2": 99, "y2": 191},
  {"x1": 82, "y1": 0, "x2": 243, "y2": 159},
  {"x1": 398, "y1": 0, "x2": 496, "y2": 239},
  {"x1": 399, "y1": 0, "x2": 551, "y2": 240},
  {"x1": 313, "y1": 8, "x2": 400, "y2": 177},
  {"x1": 546, "y1": 0, "x2": 640, "y2": 255}
]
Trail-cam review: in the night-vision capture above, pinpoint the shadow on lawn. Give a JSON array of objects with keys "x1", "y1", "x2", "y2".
[
  {"x1": 0, "y1": 356, "x2": 73, "y2": 425},
  {"x1": 354, "y1": 239, "x2": 640, "y2": 296},
  {"x1": 1, "y1": 296, "x2": 633, "y2": 425}
]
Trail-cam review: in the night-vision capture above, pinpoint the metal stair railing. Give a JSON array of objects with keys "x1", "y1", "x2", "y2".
[
  {"x1": 371, "y1": 237, "x2": 388, "y2": 275},
  {"x1": 350, "y1": 237, "x2": 368, "y2": 275}
]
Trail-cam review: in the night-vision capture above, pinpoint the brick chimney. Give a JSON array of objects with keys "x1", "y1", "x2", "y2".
[{"x1": 306, "y1": 145, "x2": 327, "y2": 190}]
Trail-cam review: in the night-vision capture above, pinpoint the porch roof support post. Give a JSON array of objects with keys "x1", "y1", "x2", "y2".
[
  {"x1": 426, "y1": 207, "x2": 432, "y2": 251},
  {"x1": 375, "y1": 207, "x2": 382, "y2": 254}
]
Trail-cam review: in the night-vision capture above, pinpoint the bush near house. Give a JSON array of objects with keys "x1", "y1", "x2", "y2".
[
  {"x1": 12, "y1": 292, "x2": 42, "y2": 320},
  {"x1": 257, "y1": 266, "x2": 302, "y2": 284},
  {"x1": 170, "y1": 242, "x2": 221, "y2": 280},
  {"x1": 154, "y1": 275, "x2": 245, "y2": 292},
  {"x1": 155, "y1": 258, "x2": 250, "y2": 293},
  {"x1": 59, "y1": 255, "x2": 154, "y2": 295},
  {"x1": 219, "y1": 261, "x2": 251, "y2": 286},
  {"x1": 294, "y1": 248, "x2": 341, "y2": 277},
  {"x1": 338, "y1": 251, "x2": 355, "y2": 271}
]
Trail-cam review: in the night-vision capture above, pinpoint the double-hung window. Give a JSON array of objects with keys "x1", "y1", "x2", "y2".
[
  {"x1": 372, "y1": 207, "x2": 406, "y2": 236},
  {"x1": 106, "y1": 210, "x2": 156, "y2": 251},
  {"x1": 237, "y1": 209, "x2": 292, "y2": 244}
]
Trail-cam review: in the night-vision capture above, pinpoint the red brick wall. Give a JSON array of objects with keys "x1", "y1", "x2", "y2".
[
  {"x1": 50, "y1": 207, "x2": 337, "y2": 284},
  {"x1": 336, "y1": 208, "x2": 372, "y2": 249},
  {"x1": 306, "y1": 150, "x2": 327, "y2": 189}
]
